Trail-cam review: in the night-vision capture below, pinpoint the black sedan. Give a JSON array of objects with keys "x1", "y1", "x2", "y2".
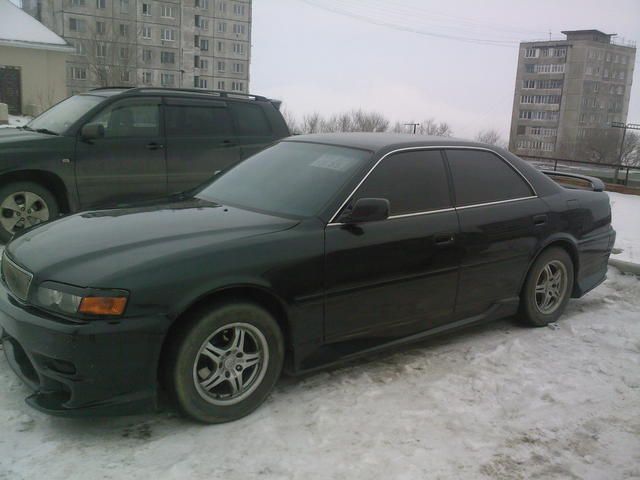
[{"x1": 0, "y1": 133, "x2": 615, "y2": 423}]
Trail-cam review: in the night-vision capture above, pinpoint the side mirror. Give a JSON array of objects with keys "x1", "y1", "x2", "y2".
[
  {"x1": 81, "y1": 123, "x2": 105, "y2": 141},
  {"x1": 343, "y1": 198, "x2": 390, "y2": 224}
]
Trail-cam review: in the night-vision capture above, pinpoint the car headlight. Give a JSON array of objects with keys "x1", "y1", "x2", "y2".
[{"x1": 35, "y1": 282, "x2": 128, "y2": 317}]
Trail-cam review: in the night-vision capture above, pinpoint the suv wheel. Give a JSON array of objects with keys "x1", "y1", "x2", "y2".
[
  {"x1": 519, "y1": 247, "x2": 574, "y2": 327},
  {"x1": 164, "y1": 301, "x2": 284, "y2": 423},
  {"x1": 0, "y1": 182, "x2": 59, "y2": 242}
]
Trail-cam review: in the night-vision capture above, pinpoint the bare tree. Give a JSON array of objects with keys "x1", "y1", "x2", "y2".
[
  {"x1": 475, "y1": 129, "x2": 506, "y2": 148},
  {"x1": 621, "y1": 132, "x2": 640, "y2": 166},
  {"x1": 301, "y1": 113, "x2": 322, "y2": 134},
  {"x1": 576, "y1": 128, "x2": 620, "y2": 164},
  {"x1": 419, "y1": 118, "x2": 453, "y2": 137},
  {"x1": 350, "y1": 109, "x2": 389, "y2": 132},
  {"x1": 280, "y1": 107, "x2": 300, "y2": 134}
]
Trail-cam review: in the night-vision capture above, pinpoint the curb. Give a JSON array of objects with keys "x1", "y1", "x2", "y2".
[{"x1": 608, "y1": 258, "x2": 640, "y2": 276}]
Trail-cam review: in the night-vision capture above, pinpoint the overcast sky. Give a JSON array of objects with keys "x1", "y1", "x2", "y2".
[{"x1": 251, "y1": 0, "x2": 640, "y2": 138}]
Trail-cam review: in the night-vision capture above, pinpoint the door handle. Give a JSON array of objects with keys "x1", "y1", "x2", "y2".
[
  {"x1": 533, "y1": 214, "x2": 547, "y2": 227},
  {"x1": 146, "y1": 142, "x2": 164, "y2": 150},
  {"x1": 434, "y1": 233, "x2": 455, "y2": 246},
  {"x1": 221, "y1": 140, "x2": 237, "y2": 147}
]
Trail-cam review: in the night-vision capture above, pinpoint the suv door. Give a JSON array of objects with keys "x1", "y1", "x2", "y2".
[
  {"x1": 229, "y1": 102, "x2": 276, "y2": 159},
  {"x1": 74, "y1": 96, "x2": 166, "y2": 208},
  {"x1": 164, "y1": 98, "x2": 241, "y2": 194},
  {"x1": 444, "y1": 148, "x2": 547, "y2": 319},
  {"x1": 324, "y1": 149, "x2": 460, "y2": 342}
]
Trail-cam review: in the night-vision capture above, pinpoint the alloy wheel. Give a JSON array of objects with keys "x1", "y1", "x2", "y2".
[
  {"x1": 0, "y1": 191, "x2": 50, "y2": 234},
  {"x1": 193, "y1": 322, "x2": 269, "y2": 406},
  {"x1": 534, "y1": 260, "x2": 568, "y2": 315}
]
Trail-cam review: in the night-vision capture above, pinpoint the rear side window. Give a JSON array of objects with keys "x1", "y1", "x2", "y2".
[
  {"x1": 352, "y1": 150, "x2": 451, "y2": 216},
  {"x1": 165, "y1": 105, "x2": 233, "y2": 136},
  {"x1": 230, "y1": 103, "x2": 271, "y2": 136},
  {"x1": 446, "y1": 149, "x2": 533, "y2": 206}
]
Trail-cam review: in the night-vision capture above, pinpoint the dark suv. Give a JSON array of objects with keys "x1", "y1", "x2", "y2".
[{"x1": 0, "y1": 87, "x2": 290, "y2": 241}]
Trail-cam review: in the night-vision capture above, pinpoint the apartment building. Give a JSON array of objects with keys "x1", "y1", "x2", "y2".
[
  {"x1": 509, "y1": 30, "x2": 636, "y2": 161},
  {"x1": 21, "y1": 0, "x2": 251, "y2": 94}
]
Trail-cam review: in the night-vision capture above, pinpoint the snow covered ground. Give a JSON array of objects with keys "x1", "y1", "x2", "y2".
[
  {"x1": 0, "y1": 115, "x2": 31, "y2": 129},
  {"x1": 609, "y1": 191, "x2": 640, "y2": 264},
  {"x1": 0, "y1": 194, "x2": 638, "y2": 479}
]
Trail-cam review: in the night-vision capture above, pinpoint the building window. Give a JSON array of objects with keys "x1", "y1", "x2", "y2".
[
  {"x1": 121, "y1": 70, "x2": 131, "y2": 82},
  {"x1": 520, "y1": 95, "x2": 561, "y2": 105},
  {"x1": 200, "y1": 39, "x2": 209, "y2": 51},
  {"x1": 522, "y1": 79, "x2": 535, "y2": 89},
  {"x1": 525, "y1": 64, "x2": 534, "y2": 73},
  {"x1": 218, "y1": 1, "x2": 226, "y2": 12},
  {"x1": 232, "y1": 62, "x2": 244, "y2": 73},
  {"x1": 161, "y1": 5, "x2": 176, "y2": 18},
  {"x1": 217, "y1": 60, "x2": 225, "y2": 72},
  {"x1": 119, "y1": 0, "x2": 128, "y2": 12},
  {"x1": 142, "y1": 2, "x2": 151, "y2": 15},
  {"x1": 96, "y1": 21, "x2": 106, "y2": 34},
  {"x1": 620, "y1": 71, "x2": 625, "y2": 80},
  {"x1": 516, "y1": 139, "x2": 554, "y2": 151},
  {"x1": 196, "y1": 0, "x2": 209, "y2": 8},
  {"x1": 160, "y1": 51, "x2": 175, "y2": 63},
  {"x1": 96, "y1": 43, "x2": 107, "y2": 57},
  {"x1": 72, "y1": 41, "x2": 86, "y2": 55},
  {"x1": 200, "y1": 58, "x2": 209, "y2": 69},
  {"x1": 554, "y1": 47, "x2": 566, "y2": 57},
  {"x1": 217, "y1": 81, "x2": 225, "y2": 90},
  {"x1": 71, "y1": 0, "x2": 86, "y2": 7},
  {"x1": 232, "y1": 23, "x2": 246, "y2": 35},
  {"x1": 217, "y1": 41, "x2": 224, "y2": 52},
  {"x1": 218, "y1": 22, "x2": 227, "y2": 33},
  {"x1": 119, "y1": 47, "x2": 129, "y2": 59},
  {"x1": 198, "y1": 78, "x2": 208, "y2": 89},
  {"x1": 142, "y1": 71, "x2": 153, "y2": 84},
  {"x1": 142, "y1": 26, "x2": 151, "y2": 39},
  {"x1": 519, "y1": 110, "x2": 532, "y2": 120},
  {"x1": 161, "y1": 28, "x2": 176, "y2": 41},
  {"x1": 119, "y1": 24, "x2": 128, "y2": 37},
  {"x1": 534, "y1": 64, "x2": 565, "y2": 74},
  {"x1": 96, "y1": 0, "x2": 105, "y2": 9},
  {"x1": 231, "y1": 81, "x2": 243, "y2": 91},
  {"x1": 605, "y1": 52, "x2": 611, "y2": 62},
  {"x1": 142, "y1": 49, "x2": 152, "y2": 62},
  {"x1": 195, "y1": 15, "x2": 209, "y2": 29},
  {"x1": 71, "y1": 66, "x2": 87, "y2": 80},
  {"x1": 69, "y1": 17, "x2": 86, "y2": 32},
  {"x1": 232, "y1": 42, "x2": 245, "y2": 55},
  {"x1": 160, "y1": 73, "x2": 175, "y2": 86},
  {"x1": 622, "y1": 56, "x2": 628, "y2": 65},
  {"x1": 233, "y1": 3, "x2": 245, "y2": 15},
  {"x1": 603, "y1": 69, "x2": 609, "y2": 78},
  {"x1": 524, "y1": 48, "x2": 537, "y2": 58}
]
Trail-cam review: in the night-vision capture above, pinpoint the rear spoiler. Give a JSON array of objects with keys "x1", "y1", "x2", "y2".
[{"x1": 541, "y1": 170, "x2": 605, "y2": 192}]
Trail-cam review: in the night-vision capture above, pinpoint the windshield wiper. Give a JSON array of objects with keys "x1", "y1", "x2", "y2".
[{"x1": 34, "y1": 128, "x2": 59, "y2": 136}]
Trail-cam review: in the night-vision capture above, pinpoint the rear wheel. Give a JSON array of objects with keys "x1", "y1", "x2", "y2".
[
  {"x1": 163, "y1": 301, "x2": 284, "y2": 423},
  {"x1": 519, "y1": 247, "x2": 574, "y2": 327},
  {"x1": 0, "y1": 181, "x2": 59, "y2": 242}
]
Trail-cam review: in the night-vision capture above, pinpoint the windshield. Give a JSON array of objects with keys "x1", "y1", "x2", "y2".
[
  {"x1": 197, "y1": 142, "x2": 371, "y2": 217},
  {"x1": 27, "y1": 95, "x2": 105, "y2": 134}
]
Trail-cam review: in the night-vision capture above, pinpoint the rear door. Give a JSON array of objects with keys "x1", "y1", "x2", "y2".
[
  {"x1": 164, "y1": 98, "x2": 241, "y2": 194},
  {"x1": 229, "y1": 102, "x2": 276, "y2": 159},
  {"x1": 74, "y1": 96, "x2": 167, "y2": 208},
  {"x1": 324, "y1": 149, "x2": 460, "y2": 341},
  {"x1": 444, "y1": 148, "x2": 548, "y2": 318}
]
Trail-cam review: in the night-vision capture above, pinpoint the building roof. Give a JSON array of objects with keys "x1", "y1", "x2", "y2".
[{"x1": 0, "y1": 0, "x2": 74, "y2": 52}]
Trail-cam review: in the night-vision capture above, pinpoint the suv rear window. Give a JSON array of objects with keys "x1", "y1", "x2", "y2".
[{"x1": 230, "y1": 103, "x2": 271, "y2": 136}]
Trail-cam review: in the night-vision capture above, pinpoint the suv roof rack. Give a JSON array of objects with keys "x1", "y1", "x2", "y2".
[{"x1": 89, "y1": 86, "x2": 270, "y2": 102}]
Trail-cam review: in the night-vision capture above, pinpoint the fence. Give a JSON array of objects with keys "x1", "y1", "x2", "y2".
[{"x1": 518, "y1": 155, "x2": 640, "y2": 189}]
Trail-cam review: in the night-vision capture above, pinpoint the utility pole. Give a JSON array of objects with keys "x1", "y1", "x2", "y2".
[{"x1": 404, "y1": 123, "x2": 420, "y2": 134}]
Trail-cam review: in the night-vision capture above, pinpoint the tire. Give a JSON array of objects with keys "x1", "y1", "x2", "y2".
[
  {"x1": 519, "y1": 247, "x2": 574, "y2": 327},
  {"x1": 163, "y1": 301, "x2": 284, "y2": 423},
  {"x1": 0, "y1": 181, "x2": 59, "y2": 243}
]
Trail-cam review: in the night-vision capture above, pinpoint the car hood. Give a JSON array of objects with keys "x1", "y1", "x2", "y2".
[
  {"x1": 0, "y1": 127, "x2": 55, "y2": 146},
  {"x1": 6, "y1": 198, "x2": 299, "y2": 286}
]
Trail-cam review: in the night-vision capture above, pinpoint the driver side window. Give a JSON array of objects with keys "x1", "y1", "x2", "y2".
[
  {"x1": 90, "y1": 101, "x2": 160, "y2": 138},
  {"x1": 349, "y1": 150, "x2": 452, "y2": 216}
]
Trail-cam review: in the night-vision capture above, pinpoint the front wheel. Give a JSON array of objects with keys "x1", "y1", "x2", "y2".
[
  {"x1": 519, "y1": 247, "x2": 574, "y2": 327},
  {"x1": 163, "y1": 302, "x2": 284, "y2": 423},
  {"x1": 0, "y1": 181, "x2": 59, "y2": 242}
]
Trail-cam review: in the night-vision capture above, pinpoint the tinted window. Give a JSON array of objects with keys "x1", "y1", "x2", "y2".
[
  {"x1": 446, "y1": 149, "x2": 533, "y2": 206},
  {"x1": 230, "y1": 103, "x2": 271, "y2": 136},
  {"x1": 91, "y1": 101, "x2": 160, "y2": 138},
  {"x1": 165, "y1": 105, "x2": 233, "y2": 136},
  {"x1": 197, "y1": 142, "x2": 370, "y2": 217},
  {"x1": 352, "y1": 150, "x2": 451, "y2": 216}
]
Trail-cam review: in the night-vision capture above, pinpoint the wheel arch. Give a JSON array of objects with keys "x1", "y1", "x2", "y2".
[
  {"x1": 158, "y1": 284, "x2": 293, "y2": 380},
  {"x1": 521, "y1": 236, "x2": 580, "y2": 297},
  {"x1": 0, "y1": 170, "x2": 71, "y2": 213}
]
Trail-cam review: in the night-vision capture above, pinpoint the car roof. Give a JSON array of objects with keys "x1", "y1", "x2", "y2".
[
  {"x1": 83, "y1": 87, "x2": 276, "y2": 104},
  {"x1": 284, "y1": 132, "x2": 486, "y2": 153}
]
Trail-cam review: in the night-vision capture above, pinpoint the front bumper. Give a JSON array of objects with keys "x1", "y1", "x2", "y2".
[{"x1": 0, "y1": 283, "x2": 170, "y2": 417}]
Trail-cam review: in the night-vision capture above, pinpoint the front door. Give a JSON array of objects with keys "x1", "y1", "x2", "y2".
[
  {"x1": 74, "y1": 97, "x2": 167, "y2": 208},
  {"x1": 0, "y1": 66, "x2": 21, "y2": 115},
  {"x1": 324, "y1": 149, "x2": 460, "y2": 342},
  {"x1": 164, "y1": 98, "x2": 242, "y2": 194}
]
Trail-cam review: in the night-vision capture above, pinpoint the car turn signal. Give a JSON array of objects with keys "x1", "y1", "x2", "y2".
[{"x1": 78, "y1": 296, "x2": 127, "y2": 316}]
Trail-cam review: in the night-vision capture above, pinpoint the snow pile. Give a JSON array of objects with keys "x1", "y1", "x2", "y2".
[
  {"x1": 0, "y1": 115, "x2": 32, "y2": 129},
  {"x1": 0, "y1": 267, "x2": 638, "y2": 479},
  {"x1": 608, "y1": 191, "x2": 640, "y2": 264}
]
